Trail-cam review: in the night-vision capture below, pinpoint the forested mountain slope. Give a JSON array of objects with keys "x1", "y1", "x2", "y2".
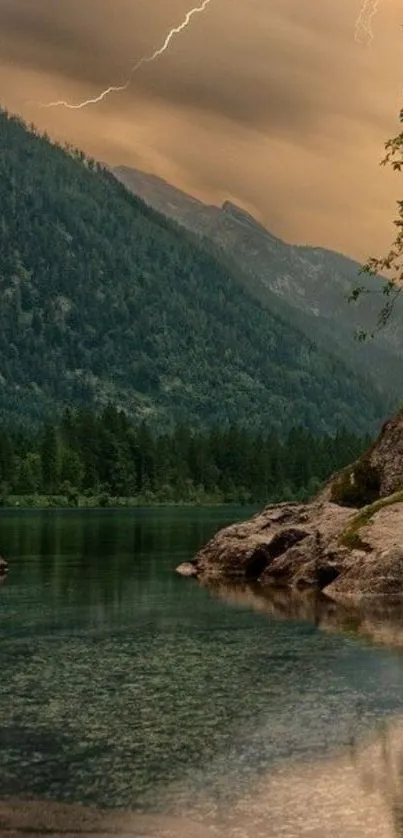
[
  {"x1": 115, "y1": 166, "x2": 403, "y2": 396},
  {"x1": 0, "y1": 109, "x2": 388, "y2": 433}
]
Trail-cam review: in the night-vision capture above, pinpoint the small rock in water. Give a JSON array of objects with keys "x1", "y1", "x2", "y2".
[{"x1": 176, "y1": 562, "x2": 198, "y2": 577}]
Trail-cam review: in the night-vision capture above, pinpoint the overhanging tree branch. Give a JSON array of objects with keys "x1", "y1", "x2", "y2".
[{"x1": 352, "y1": 108, "x2": 403, "y2": 338}]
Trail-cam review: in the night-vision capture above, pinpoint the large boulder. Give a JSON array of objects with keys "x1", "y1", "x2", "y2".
[
  {"x1": 177, "y1": 410, "x2": 403, "y2": 600},
  {"x1": 179, "y1": 499, "x2": 356, "y2": 592}
]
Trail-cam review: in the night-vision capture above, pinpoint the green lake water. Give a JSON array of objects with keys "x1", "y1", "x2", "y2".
[{"x1": 2, "y1": 507, "x2": 403, "y2": 830}]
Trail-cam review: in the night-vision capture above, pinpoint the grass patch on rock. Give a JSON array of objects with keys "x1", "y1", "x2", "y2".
[{"x1": 339, "y1": 490, "x2": 403, "y2": 552}]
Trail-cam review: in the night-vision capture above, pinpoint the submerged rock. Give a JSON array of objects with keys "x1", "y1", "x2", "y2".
[
  {"x1": 0, "y1": 556, "x2": 8, "y2": 576},
  {"x1": 178, "y1": 410, "x2": 403, "y2": 600}
]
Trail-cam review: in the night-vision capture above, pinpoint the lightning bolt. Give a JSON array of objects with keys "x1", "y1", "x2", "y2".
[
  {"x1": 354, "y1": 0, "x2": 380, "y2": 45},
  {"x1": 42, "y1": 0, "x2": 213, "y2": 110}
]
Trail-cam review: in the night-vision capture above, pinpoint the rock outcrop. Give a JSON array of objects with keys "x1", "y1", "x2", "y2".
[{"x1": 177, "y1": 410, "x2": 403, "y2": 600}]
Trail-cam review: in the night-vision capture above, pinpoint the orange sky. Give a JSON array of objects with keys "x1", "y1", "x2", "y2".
[{"x1": 0, "y1": 0, "x2": 401, "y2": 260}]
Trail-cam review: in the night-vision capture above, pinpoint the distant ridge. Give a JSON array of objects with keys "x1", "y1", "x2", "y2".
[{"x1": 115, "y1": 164, "x2": 403, "y2": 400}]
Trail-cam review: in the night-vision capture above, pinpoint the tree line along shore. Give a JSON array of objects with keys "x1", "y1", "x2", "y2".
[{"x1": 0, "y1": 405, "x2": 369, "y2": 508}]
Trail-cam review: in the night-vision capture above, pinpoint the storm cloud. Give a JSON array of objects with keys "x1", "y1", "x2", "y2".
[{"x1": 0, "y1": 0, "x2": 401, "y2": 259}]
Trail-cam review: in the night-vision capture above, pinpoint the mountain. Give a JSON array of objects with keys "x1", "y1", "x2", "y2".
[
  {"x1": 114, "y1": 166, "x2": 403, "y2": 396},
  {"x1": 0, "y1": 109, "x2": 389, "y2": 433}
]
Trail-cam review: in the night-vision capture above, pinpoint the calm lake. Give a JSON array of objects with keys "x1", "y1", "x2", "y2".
[{"x1": 2, "y1": 507, "x2": 403, "y2": 837}]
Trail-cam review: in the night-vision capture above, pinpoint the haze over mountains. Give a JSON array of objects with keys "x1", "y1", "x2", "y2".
[
  {"x1": 115, "y1": 165, "x2": 403, "y2": 398},
  {"x1": 0, "y1": 109, "x2": 394, "y2": 433}
]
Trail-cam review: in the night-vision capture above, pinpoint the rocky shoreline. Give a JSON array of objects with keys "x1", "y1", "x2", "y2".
[{"x1": 177, "y1": 410, "x2": 403, "y2": 601}]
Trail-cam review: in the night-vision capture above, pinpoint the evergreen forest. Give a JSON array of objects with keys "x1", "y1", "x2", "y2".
[{"x1": 0, "y1": 405, "x2": 369, "y2": 507}]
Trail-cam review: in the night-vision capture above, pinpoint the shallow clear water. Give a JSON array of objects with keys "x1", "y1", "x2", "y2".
[{"x1": 2, "y1": 508, "x2": 403, "y2": 823}]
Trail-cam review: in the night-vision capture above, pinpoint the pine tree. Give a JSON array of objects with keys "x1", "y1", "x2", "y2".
[{"x1": 41, "y1": 424, "x2": 59, "y2": 493}]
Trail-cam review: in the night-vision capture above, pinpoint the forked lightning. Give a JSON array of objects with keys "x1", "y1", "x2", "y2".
[{"x1": 42, "y1": 0, "x2": 213, "y2": 109}]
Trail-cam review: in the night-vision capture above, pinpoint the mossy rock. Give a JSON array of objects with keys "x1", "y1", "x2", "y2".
[
  {"x1": 339, "y1": 489, "x2": 403, "y2": 552},
  {"x1": 330, "y1": 458, "x2": 380, "y2": 508},
  {"x1": 340, "y1": 530, "x2": 372, "y2": 552}
]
